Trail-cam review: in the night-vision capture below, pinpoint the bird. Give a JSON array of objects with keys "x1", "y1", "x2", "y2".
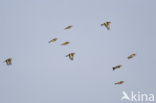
[
  {"x1": 61, "y1": 42, "x2": 70, "y2": 45},
  {"x1": 113, "y1": 65, "x2": 122, "y2": 71},
  {"x1": 4, "y1": 58, "x2": 12, "y2": 65},
  {"x1": 128, "y1": 53, "x2": 136, "y2": 59},
  {"x1": 66, "y1": 53, "x2": 75, "y2": 60},
  {"x1": 101, "y1": 21, "x2": 111, "y2": 30},
  {"x1": 115, "y1": 81, "x2": 124, "y2": 85},
  {"x1": 64, "y1": 25, "x2": 73, "y2": 30},
  {"x1": 49, "y1": 38, "x2": 58, "y2": 43}
]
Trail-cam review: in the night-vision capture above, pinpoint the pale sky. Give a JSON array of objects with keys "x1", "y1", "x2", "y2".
[{"x1": 0, "y1": 0, "x2": 156, "y2": 103}]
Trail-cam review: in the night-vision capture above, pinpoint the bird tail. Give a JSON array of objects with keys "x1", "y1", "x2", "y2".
[
  {"x1": 101, "y1": 24, "x2": 104, "y2": 26},
  {"x1": 115, "y1": 83, "x2": 118, "y2": 85}
]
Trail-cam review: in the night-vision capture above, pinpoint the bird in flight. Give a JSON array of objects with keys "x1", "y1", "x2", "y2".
[
  {"x1": 128, "y1": 53, "x2": 136, "y2": 59},
  {"x1": 101, "y1": 21, "x2": 111, "y2": 30},
  {"x1": 113, "y1": 65, "x2": 122, "y2": 71},
  {"x1": 61, "y1": 41, "x2": 70, "y2": 45},
  {"x1": 49, "y1": 38, "x2": 58, "y2": 43},
  {"x1": 4, "y1": 58, "x2": 12, "y2": 65},
  {"x1": 115, "y1": 81, "x2": 124, "y2": 85},
  {"x1": 66, "y1": 53, "x2": 75, "y2": 60},
  {"x1": 64, "y1": 25, "x2": 73, "y2": 30}
]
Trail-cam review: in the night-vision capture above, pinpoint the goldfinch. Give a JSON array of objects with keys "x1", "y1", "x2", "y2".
[
  {"x1": 4, "y1": 58, "x2": 12, "y2": 65},
  {"x1": 128, "y1": 53, "x2": 136, "y2": 59},
  {"x1": 115, "y1": 81, "x2": 124, "y2": 85},
  {"x1": 49, "y1": 38, "x2": 58, "y2": 43},
  {"x1": 64, "y1": 25, "x2": 72, "y2": 30},
  {"x1": 113, "y1": 65, "x2": 122, "y2": 71},
  {"x1": 61, "y1": 42, "x2": 70, "y2": 45},
  {"x1": 101, "y1": 22, "x2": 111, "y2": 30},
  {"x1": 66, "y1": 53, "x2": 75, "y2": 60}
]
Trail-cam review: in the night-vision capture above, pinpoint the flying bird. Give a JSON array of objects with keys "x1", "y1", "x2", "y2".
[
  {"x1": 61, "y1": 42, "x2": 70, "y2": 45},
  {"x1": 101, "y1": 21, "x2": 111, "y2": 30},
  {"x1": 115, "y1": 81, "x2": 124, "y2": 85},
  {"x1": 4, "y1": 58, "x2": 12, "y2": 65},
  {"x1": 64, "y1": 25, "x2": 73, "y2": 30},
  {"x1": 128, "y1": 53, "x2": 136, "y2": 59},
  {"x1": 66, "y1": 53, "x2": 75, "y2": 60},
  {"x1": 113, "y1": 65, "x2": 122, "y2": 71},
  {"x1": 49, "y1": 38, "x2": 58, "y2": 43}
]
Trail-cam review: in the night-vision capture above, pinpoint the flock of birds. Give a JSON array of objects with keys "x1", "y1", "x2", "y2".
[
  {"x1": 48, "y1": 25, "x2": 75, "y2": 60},
  {"x1": 48, "y1": 22, "x2": 136, "y2": 85},
  {"x1": 3, "y1": 21, "x2": 136, "y2": 86},
  {"x1": 113, "y1": 53, "x2": 136, "y2": 85}
]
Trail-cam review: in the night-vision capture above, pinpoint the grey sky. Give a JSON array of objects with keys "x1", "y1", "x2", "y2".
[{"x1": 0, "y1": 0, "x2": 156, "y2": 103}]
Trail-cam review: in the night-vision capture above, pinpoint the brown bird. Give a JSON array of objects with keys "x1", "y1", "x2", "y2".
[
  {"x1": 113, "y1": 65, "x2": 122, "y2": 71},
  {"x1": 128, "y1": 53, "x2": 136, "y2": 59},
  {"x1": 64, "y1": 25, "x2": 73, "y2": 30},
  {"x1": 49, "y1": 38, "x2": 58, "y2": 43},
  {"x1": 101, "y1": 21, "x2": 111, "y2": 30},
  {"x1": 4, "y1": 58, "x2": 12, "y2": 65},
  {"x1": 61, "y1": 42, "x2": 70, "y2": 45},
  {"x1": 115, "y1": 81, "x2": 124, "y2": 85},
  {"x1": 66, "y1": 53, "x2": 75, "y2": 60}
]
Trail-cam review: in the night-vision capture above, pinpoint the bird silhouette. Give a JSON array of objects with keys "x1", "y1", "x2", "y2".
[
  {"x1": 128, "y1": 53, "x2": 136, "y2": 59},
  {"x1": 66, "y1": 53, "x2": 75, "y2": 60},
  {"x1": 61, "y1": 42, "x2": 70, "y2": 45},
  {"x1": 49, "y1": 38, "x2": 58, "y2": 43},
  {"x1": 113, "y1": 65, "x2": 122, "y2": 71},
  {"x1": 64, "y1": 25, "x2": 73, "y2": 30},
  {"x1": 101, "y1": 22, "x2": 111, "y2": 30},
  {"x1": 115, "y1": 81, "x2": 124, "y2": 85},
  {"x1": 4, "y1": 58, "x2": 12, "y2": 65}
]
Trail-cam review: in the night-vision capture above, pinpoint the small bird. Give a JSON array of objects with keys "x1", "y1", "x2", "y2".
[
  {"x1": 66, "y1": 53, "x2": 75, "y2": 60},
  {"x1": 49, "y1": 38, "x2": 58, "y2": 43},
  {"x1": 61, "y1": 42, "x2": 70, "y2": 45},
  {"x1": 101, "y1": 21, "x2": 111, "y2": 30},
  {"x1": 64, "y1": 25, "x2": 73, "y2": 30},
  {"x1": 4, "y1": 58, "x2": 12, "y2": 65},
  {"x1": 115, "y1": 81, "x2": 124, "y2": 85},
  {"x1": 113, "y1": 65, "x2": 122, "y2": 71},
  {"x1": 128, "y1": 53, "x2": 136, "y2": 59}
]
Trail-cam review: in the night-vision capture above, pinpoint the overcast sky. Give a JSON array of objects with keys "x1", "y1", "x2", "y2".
[{"x1": 0, "y1": 0, "x2": 156, "y2": 103}]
